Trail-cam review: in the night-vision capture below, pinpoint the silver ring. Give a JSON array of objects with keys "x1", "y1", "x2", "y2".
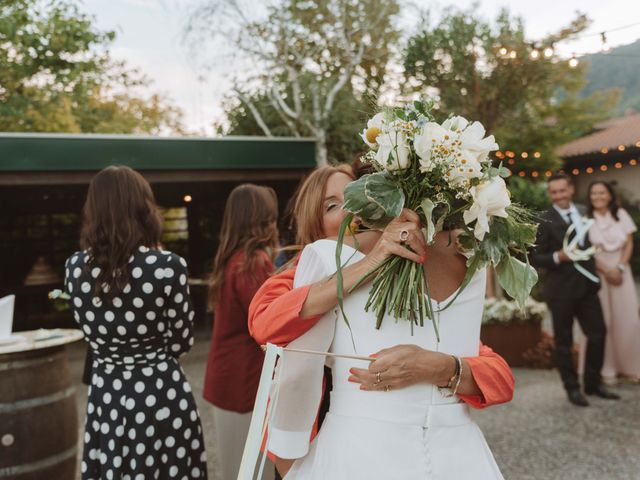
[
  {"x1": 375, "y1": 371, "x2": 382, "y2": 385},
  {"x1": 399, "y1": 230, "x2": 409, "y2": 243},
  {"x1": 384, "y1": 385, "x2": 391, "y2": 392}
]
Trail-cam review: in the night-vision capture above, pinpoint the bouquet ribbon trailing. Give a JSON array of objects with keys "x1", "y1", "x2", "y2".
[
  {"x1": 562, "y1": 218, "x2": 600, "y2": 284},
  {"x1": 237, "y1": 344, "x2": 374, "y2": 480}
]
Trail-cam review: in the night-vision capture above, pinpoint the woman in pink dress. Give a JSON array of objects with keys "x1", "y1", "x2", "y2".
[{"x1": 583, "y1": 181, "x2": 640, "y2": 383}]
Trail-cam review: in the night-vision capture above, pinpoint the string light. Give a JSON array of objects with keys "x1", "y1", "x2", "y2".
[
  {"x1": 635, "y1": 141, "x2": 640, "y2": 148},
  {"x1": 618, "y1": 145, "x2": 625, "y2": 151},
  {"x1": 544, "y1": 170, "x2": 552, "y2": 177},
  {"x1": 518, "y1": 171, "x2": 526, "y2": 177},
  {"x1": 544, "y1": 46, "x2": 554, "y2": 58},
  {"x1": 521, "y1": 152, "x2": 529, "y2": 158},
  {"x1": 530, "y1": 49, "x2": 540, "y2": 59},
  {"x1": 615, "y1": 162, "x2": 623, "y2": 169},
  {"x1": 508, "y1": 159, "x2": 516, "y2": 165},
  {"x1": 600, "y1": 165, "x2": 608, "y2": 171},
  {"x1": 533, "y1": 152, "x2": 541, "y2": 158},
  {"x1": 568, "y1": 54, "x2": 579, "y2": 68},
  {"x1": 586, "y1": 167, "x2": 594, "y2": 174},
  {"x1": 506, "y1": 151, "x2": 516, "y2": 158},
  {"x1": 499, "y1": 47, "x2": 508, "y2": 56},
  {"x1": 183, "y1": 195, "x2": 193, "y2": 203},
  {"x1": 601, "y1": 147, "x2": 609, "y2": 154},
  {"x1": 572, "y1": 168, "x2": 580, "y2": 175},
  {"x1": 509, "y1": 50, "x2": 517, "y2": 59},
  {"x1": 631, "y1": 159, "x2": 638, "y2": 166},
  {"x1": 531, "y1": 171, "x2": 539, "y2": 178}
]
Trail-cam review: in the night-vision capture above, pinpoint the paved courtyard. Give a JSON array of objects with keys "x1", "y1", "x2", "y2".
[{"x1": 69, "y1": 329, "x2": 640, "y2": 480}]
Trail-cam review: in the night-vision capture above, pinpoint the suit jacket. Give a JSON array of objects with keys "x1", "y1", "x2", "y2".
[{"x1": 530, "y1": 204, "x2": 600, "y2": 300}]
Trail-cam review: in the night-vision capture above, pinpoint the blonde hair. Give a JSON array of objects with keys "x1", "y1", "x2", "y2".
[{"x1": 291, "y1": 164, "x2": 355, "y2": 246}]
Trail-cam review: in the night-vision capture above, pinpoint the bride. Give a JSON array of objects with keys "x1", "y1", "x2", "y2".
[{"x1": 256, "y1": 165, "x2": 507, "y2": 479}]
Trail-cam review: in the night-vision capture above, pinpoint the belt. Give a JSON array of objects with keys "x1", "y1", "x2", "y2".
[{"x1": 329, "y1": 390, "x2": 472, "y2": 429}]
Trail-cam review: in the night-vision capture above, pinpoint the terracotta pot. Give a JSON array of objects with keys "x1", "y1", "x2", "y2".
[{"x1": 480, "y1": 320, "x2": 543, "y2": 367}]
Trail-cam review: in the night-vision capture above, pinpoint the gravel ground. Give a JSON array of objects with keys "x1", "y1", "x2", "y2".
[{"x1": 68, "y1": 328, "x2": 640, "y2": 480}]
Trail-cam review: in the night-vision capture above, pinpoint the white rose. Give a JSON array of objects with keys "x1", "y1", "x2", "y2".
[
  {"x1": 459, "y1": 121, "x2": 499, "y2": 161},
  {"x1": 360, "y1": 112, "x2": 386, "y2": 148},
  {"x1": 442, "y1": 115, "x2": 469, "y2": 132},
  {"x1": 374, "y1": 129, "x2": 411, "y2": 171},
  {"x1": 414, "y1": 122, "x2": 453, "y2": 171},
  {"x1": 463, "y1": 176, "x2": 511, "y2": 240}
]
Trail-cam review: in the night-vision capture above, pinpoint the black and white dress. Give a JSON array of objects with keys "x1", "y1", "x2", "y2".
[{"x1": 65, "y1": 246, "x2": 207, "y2": 480}]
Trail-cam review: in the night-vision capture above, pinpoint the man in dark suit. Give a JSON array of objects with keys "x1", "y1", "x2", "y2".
[{"x1": 531, "y1": 173, "x2": 619, "y2": 406}]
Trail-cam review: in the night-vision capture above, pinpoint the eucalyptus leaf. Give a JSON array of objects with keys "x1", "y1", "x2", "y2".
[{"x1": 495, "y1": 254, "x2": 539, "y2": 308}]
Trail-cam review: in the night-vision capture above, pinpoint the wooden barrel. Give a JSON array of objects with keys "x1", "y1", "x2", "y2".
[{"x1": 0, "y1": 345, "x2": 78, "y2": 480}]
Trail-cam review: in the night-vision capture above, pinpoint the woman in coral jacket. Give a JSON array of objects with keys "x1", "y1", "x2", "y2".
[{"x1": 248, "y1": 164, "x2": 515, "y2": 477}]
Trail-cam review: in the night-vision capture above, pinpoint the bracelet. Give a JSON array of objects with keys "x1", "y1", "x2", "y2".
[
  {"x1": 439, "y1": 356, "x2": 462, "y2": 397},
  {"x1": 450, "y1": 357, "x2": 463, "y2": 396},
  {"x1": 439, "y1": 355, "x2": 459, "y2": 389},
  {"x1": 616, "y1": 264, "x2": 627, "y2": 273}
]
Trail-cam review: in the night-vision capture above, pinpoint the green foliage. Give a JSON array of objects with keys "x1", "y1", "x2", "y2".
[
  {"x1": 403, "y1": 7, "x2": 619, "y2": 173},
  {"x1": 222, "y1": 86, "x2": 373, "y2": 163},
  {"x1": 505, "y1": 177, "x2": 550, "y2": 213},
  {"x1": 0, "y1": 0, "x2": 183, "y2": 133},
  {"x1": 214, "y1": 0, "x2": 401, "y2": 164}
]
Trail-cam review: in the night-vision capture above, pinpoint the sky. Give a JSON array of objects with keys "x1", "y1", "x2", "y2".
[{"x1": 82, "y1": 0, "x2": 640, "y2": 135}]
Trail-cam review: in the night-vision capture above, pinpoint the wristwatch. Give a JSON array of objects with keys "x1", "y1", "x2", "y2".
[{"x1": 616, "y1": 264, "x2": 627, "y2": 273}]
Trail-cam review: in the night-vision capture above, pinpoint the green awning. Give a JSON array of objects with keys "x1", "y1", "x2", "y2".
[{"x1": 0, "y1": 133, "x2": 316, "y2": 171}]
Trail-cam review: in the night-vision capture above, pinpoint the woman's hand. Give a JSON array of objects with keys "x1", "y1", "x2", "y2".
[
  {"x1": 363, "y1": 209, "x2": 427, "y2": 270},
  {"x1": 604, "y1": 268, "x2": 623, "y2": 286},
  {"x1": 348, "y1": 345, "x2": 454, "y2": 390}
]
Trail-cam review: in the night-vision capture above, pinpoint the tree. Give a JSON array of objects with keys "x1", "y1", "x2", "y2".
[
  {"x1": 0, "y1": 0, "x2": 184, "y2": 134},
  {"x1": 403, "y1": 7, "x2": 618, "y2": 173},
  {"x1": 188, "y1": 0, "x2": 401, "y2": 165}
]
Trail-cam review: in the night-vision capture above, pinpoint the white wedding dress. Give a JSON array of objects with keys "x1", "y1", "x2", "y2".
[{"x1": 268, "y1": 239, "x2": 504, "y2": 480}]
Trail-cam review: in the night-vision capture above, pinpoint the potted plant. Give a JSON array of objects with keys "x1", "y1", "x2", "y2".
[{"x1": 480, "y1": 297, "x2": 547, "y2": 367}]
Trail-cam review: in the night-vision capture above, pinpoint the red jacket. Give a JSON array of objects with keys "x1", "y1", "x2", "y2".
[{"x1": 203, "y1": 250, "x2": 274, "y2": 412}]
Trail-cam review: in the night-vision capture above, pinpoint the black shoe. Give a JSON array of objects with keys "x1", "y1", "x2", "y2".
[
  {"x1": 567, "y1": 388, "x2": 590, "y2": 407},
  {"x1": 584, "y1": 385, "x2": 621, "y2": 400}
]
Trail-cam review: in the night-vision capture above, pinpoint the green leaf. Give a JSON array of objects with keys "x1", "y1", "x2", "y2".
[
  {"x1": 495, "y1": 254, "x2": 539, "y2": 308},
  {"x1": 335, "y1": 213, "x2": 356, "y2": 350},
  {"x1": 343, "y1": 172, "x2": 405, "y2": 229}
]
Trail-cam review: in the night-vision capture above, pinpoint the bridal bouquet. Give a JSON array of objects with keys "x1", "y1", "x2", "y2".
[{"x1": 337, "y1": 98, "x2": 538, "y2": 339}]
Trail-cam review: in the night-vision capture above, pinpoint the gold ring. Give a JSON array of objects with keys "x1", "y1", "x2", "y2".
[
  {"x1": 375, "y1": 371, "x2": 382, "y2": 385},
  {"x1": 384, "y1": 385, "x2": 391, "y2": 392},
  {"x1": 399, "y1": 230, "x2": 409, "y2": 243}
]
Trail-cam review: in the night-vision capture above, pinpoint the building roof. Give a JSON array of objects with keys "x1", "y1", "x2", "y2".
[
  {"x1": 0, "y1": 133, "x2": 316, "y2": 172},
  {"x1": 557, "y1": 112, "x2": 640, "y2": 159}
]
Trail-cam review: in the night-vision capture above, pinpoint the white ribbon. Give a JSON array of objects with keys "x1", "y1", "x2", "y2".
[
  {"x1": 562, "y1": 218, "x2": 600, "y2": 284},
  {"x1": 237, "y1": 343, "x2": 284, "y2": 480}
]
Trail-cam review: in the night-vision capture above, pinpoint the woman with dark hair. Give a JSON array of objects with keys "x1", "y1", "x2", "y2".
[
  {"x1": 580, "y1": 180, "x2": 640, "y2": 383},
  {"x1": 203, "y1": 184, "x2": 279, "y2": 480},
  {"x1": 65, "y1": 165, "x2": 207, "y2": 480}
]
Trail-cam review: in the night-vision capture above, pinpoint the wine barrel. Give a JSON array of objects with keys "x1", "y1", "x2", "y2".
[{"x1": 0, "y1": 344, "x2": 78, "y2": 480}]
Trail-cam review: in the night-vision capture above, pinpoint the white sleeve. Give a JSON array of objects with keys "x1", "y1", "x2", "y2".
[
  {"x1": 293, "y1": 243, "x2": 329, "y2": 288},
  {"x1": 268, "y1": 242, "x2": 337, "y2": 459}
]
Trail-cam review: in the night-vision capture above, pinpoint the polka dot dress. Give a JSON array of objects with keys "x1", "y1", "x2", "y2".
[{"x1": 65, "y1": 247, "x2": 207, "y2": 480}]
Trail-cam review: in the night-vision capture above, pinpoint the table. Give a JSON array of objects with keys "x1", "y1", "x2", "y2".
[{"x1": 0, "y1": 329, "x2": 84, "y2": 480}]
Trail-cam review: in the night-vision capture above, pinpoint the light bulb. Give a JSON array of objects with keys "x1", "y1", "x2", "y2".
[
  {"x1": 530, "y1": 49, "x2": 540, "y2": 60},
  {"x1": 568, "y1": 55, "x2": 579, "y2": 68},
  {"x1": 543, "y1": 47, "x2": 554, "y2": 58}
]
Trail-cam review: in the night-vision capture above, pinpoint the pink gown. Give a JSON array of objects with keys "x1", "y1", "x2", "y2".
[{"x1": 580, "y1": 208, "x2": 640, "y2": 379}]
